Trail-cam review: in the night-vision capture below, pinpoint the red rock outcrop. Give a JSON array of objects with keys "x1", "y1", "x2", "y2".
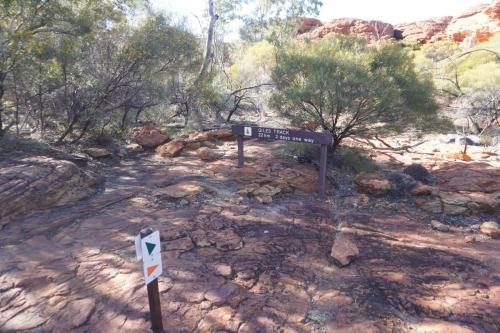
[
  {"x1": 310, "y1": 1, "x2": 499, "y2": 46},
  {"x1": 129, "y1": 124, "x2": 169, "y2": 148},
  {"x1": 0, "y1": 157, "x2": 102, "y2": 227},
  {"x1": 446, "y1": 0, "x2": 500, "y2": 47},
  {"x1": 297, "y1": 17, "x2": 322, "y2": 34},
  {"x1": 301, "y1": 18, "x2": 394, "y2": 44},
  {"x1": 394, "y1": 16, "x2": 452, "y2": 43}
]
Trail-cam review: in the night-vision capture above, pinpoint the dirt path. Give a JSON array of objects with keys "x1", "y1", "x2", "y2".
[{"x1": 0, "y1": 140, "x2": 499, "y2": 332}]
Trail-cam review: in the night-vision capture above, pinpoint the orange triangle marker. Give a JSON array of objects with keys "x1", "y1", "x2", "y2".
[{"x1": 147, "y1": 265, "x2": 159, "y2": 276}]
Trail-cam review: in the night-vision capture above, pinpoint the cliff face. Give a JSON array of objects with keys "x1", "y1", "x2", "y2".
[
  {"x1": 394, "y1": 17, "x2": 452, "y2": 43},
  {"x1": 300, "y1": 0, "x2": 499, "y2": 46},
  {"x1": 446, "y1": 0, "x2": 500, "y2": 47},
  {"x1": 300, "y1": 18, "x2": 394, "y2": 45}
]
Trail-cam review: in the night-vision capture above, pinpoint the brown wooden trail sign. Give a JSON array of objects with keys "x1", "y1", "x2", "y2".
[{"x1": 231, "y1": 125, "x2": 332, "y2": 197}]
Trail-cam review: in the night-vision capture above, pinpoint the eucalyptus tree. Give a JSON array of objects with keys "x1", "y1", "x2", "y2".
[
  {"x1": 181, "y1": 0, "x2": 323, "y2": 127},
  {"x1": 0, "y1": 0, "x2": 128, "y2": 138}
]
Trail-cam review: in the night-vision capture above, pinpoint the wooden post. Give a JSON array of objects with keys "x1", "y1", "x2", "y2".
[
  {"x1": 237, "y1": 135, "x2": 244, "y2": 168},
  {"x1": 231, "y1": 125, "x2": 332, "y2": 196},
  {"x1": 140, "y1": 228, "x2": 164, "y2": 333},
  {"x1": 319, "y1": 143, "x2": 328, "y2": 197},
  {"x1": 147, "y1": 278, "x2": 163, "y2": 333}
]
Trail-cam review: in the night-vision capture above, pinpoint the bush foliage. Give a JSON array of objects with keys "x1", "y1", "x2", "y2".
[{"x1": 271, "y1": 35, "x2": 440, "y2": 152}]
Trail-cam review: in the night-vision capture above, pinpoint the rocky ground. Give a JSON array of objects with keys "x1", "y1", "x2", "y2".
[{"x1": 0, "y1": 132, "x2": 499, "y2": 333}]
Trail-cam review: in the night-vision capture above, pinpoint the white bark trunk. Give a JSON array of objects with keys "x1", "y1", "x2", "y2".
[{"x1": 199, "y1": 0, "x2": 217, "y2": 79}]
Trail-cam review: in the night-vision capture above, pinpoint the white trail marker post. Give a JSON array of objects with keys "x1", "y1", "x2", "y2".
[{"x1": 135, "y1": 227, "x2": 164, "y2": 333}]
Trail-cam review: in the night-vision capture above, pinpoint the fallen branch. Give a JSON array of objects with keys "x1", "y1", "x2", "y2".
[{"x1": 352, "y1": 136, "x2": 427, "y2": 151}]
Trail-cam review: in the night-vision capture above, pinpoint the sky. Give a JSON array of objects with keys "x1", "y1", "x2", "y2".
[{"x1": 150, "y1": 0, "x2": 487, "y2": 36}]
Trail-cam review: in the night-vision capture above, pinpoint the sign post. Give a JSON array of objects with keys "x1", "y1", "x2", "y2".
[
  {"x1": 232, "y1": 125, "x2": 332, "y2": 197},
  {"x1": 135, "y1": 227, "x2": 164, "y2": 333}
]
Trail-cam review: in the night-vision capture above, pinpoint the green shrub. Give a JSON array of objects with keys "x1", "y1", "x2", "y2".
[
  {"x1": 271, "y1": 34, "x2": 440, "y2": 153},
  {"x1": 281, "y1": 142, "x2": 320, "y2": 161},
  {"x1": 334, "y1": 147, "x2": 378, "y2": 173},
  {"x1": 480, "y1": 135, "x2": 493, "y2": 146}
]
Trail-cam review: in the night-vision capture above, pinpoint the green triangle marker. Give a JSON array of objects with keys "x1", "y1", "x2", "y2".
[{"x1": 146, "y1": 242, "x2": 156, "y2": 255}]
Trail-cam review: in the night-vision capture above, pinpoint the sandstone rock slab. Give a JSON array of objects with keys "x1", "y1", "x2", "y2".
[
  {"x1": 0, "y1": 157, "x2": 102, "y2": 227},
  {"x1": 354, "y1": 172, "x2": 390, "y2": 197},
  {"x1": 83, "y1": 148, "x2": 111, "y2": 158},
  {"x1": 156, "y1": 139, "x2": 184, "y2": 157},
  {"x1": 155, "y1": 181, "x2": 204, "y2": 199}
]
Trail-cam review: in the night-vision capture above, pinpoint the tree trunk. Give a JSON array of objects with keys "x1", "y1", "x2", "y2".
[
  {"x1": 13, "y1": 73, "x2": 19, "y2": 134},
  {"x1": 38, "y1": 62, "x2": 44, "y2": 133},
  {"x1": 0, "y1": 75, "x2": 5, "y2": 138},
  {"x1": 56, "y1": 114, "x2": 78, "y2": 145},
  {"x1": 121, "y1": 106, "x2": 130, "y2": 129},
  {"x1": 70, "y1": 119, "x2": 91, "y2": 144},
  {"x1": 0, "y1": 107, "x2": 4, "y2": 138},
  {"x1": 199, "y1": 0, "x2": 218, "y2": 79},
  {"x1": 135, "y1": 107, "x2": 144, "y2": 123}
]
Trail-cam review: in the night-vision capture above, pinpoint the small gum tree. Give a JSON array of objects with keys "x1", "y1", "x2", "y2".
[{"x1": 271, "y1": 34, "x2": 441, "y2": 153}]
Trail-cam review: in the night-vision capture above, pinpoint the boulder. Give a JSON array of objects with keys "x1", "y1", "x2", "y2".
[
  {"x1": 156, "y1": 139, "x2": 185, "y2": 158},
  {"x1": 0, "y1": 157, "x2": 102, "y2": 227},
  {"x1": 185, "y1": 142, "x2": 202, "y2": 151},
  {"x1": 207, "y1": 129, "x2": 234, "y2": 140},
  {"x1": 124, "y1": 143, "x2": 143, "y2": 152},
  {"x1": 387, "y1": 172, "x2": 417, "y2": 196},
  {"x1": 480, "y1": 221, "x2": 500, "y2": 239},
  {"x1": 129, "y1": 124, "x2": 169, "y2": 148},
  {"x1": 443, "y1": 204, "x2": 470, "y2": 216},
  {"x1": 458, "y1": 137, "x2": 478, "y2": 146},
  {"x1": 465, "y1": 235, "x2": 476, "y2": 243},
  {"x1": 188, "y1": 129, "x2": 234, "y2": 143},
  {"x1": 202, "y1": 141, "x2": 217, "y2": 149},
  {"x1": 466, "y1": 192, "x2": 499, "y2": 214},
  {"x1": 83, "y1": 148, "x2": 111, "y2": 158},
  {"x1": 440, "y1": 192, "x2": 471, "y2": 215},
  {"x1": 187, "y1": 131, "x2": 211, "y2": 142},
  {"x1": 431, "y1": 220, "x2": 450, "y2": 232},
  {"x1": 433, "y1": 162, "x2": 500, "y2": 193},
  {"x1": 330, "y1": 233, "x2": 359, "y2": 267},
  {"x1": 211, "y1": 263, "x2": 232, "y2": 277},
  {"x1": 404, "y1": 164, "x2": 430, "y2": 183},
  {"x1": 301, "y1": 18, "x2": 394, "y2": 45},
  {"x1": 410, "y1": 182, "x2": 436, "y2": 196},
  {"x1": 419, "y1": 165, "x2": 500, "y2": 216},
  {"x1": 420, "y1": 198, "x2": 443, "y2": 214},
  {"x1": 354, "y1": 172, "x2": 390, "y2": 197},
  {"x1": 196, "y1": 147, "x2": 221, "y2": 161},
  {"x1": 439, "y1": 192, "x2": 471, "y2": 206}
]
